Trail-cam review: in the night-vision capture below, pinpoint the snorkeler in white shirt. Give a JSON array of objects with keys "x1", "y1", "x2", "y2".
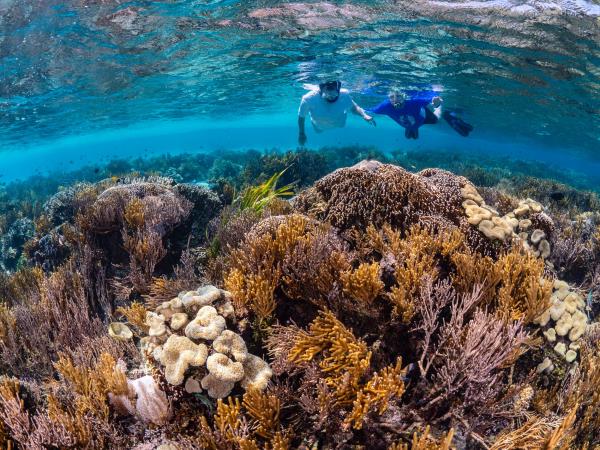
[{"x1": 297, "y1": 80, "x2": 376, "y2": 146}]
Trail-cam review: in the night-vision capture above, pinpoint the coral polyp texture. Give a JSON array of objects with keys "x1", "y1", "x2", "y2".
[{"x1": 1, "y1": 158, "x2": 599, "y2": 449}]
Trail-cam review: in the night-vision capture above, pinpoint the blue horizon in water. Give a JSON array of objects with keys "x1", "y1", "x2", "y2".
[{"x1": 2, "y1": 112, "x2": 599, "y2": 191}]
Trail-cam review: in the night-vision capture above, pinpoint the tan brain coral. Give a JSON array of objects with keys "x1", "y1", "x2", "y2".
[
  {"x1": 241, "y1": 353, "x2": 273, "y2": 391},
  {"x1": 157, "y1": 335, "x2": 208, "y2": 385},
  {"x1": 185, "y1": 305, "x2": 226, "y2": 341},
  {"x1": 212, "y1": 330, "x2": 248, "y2": 362}
]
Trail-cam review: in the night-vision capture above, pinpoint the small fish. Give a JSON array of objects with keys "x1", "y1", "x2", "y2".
[
  {"x1": 549, "y1": 191, "x2": 565, "y2": 201},
  {"x1": 94, "y1": 167, "x2": 100, "y2": 174}
]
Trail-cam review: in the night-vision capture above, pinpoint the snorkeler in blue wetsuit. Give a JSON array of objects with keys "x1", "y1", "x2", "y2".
[{"x1": 369, "y1": 89, "x2": 473, "y2": 139}]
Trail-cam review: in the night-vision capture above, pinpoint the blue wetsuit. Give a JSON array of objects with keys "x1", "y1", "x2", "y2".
[{"x1": 369, "y1": 91, "x2": 438, "y2": 133}]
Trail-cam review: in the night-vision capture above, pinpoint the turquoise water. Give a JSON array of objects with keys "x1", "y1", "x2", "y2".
[{"x1": 1, "y1": 0, "x2": 599, "y2": 185}]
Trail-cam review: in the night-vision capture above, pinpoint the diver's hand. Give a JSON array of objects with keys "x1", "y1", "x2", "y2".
[
  {"x1": 431, "y1": 96, "x2": 443, "y2": 108},
  {"x1": 364, "y1": 114, "x2": 376, "y2": 126},
  {"x1": 298, "y1": 132, "x2": 307, "y2": 146}
]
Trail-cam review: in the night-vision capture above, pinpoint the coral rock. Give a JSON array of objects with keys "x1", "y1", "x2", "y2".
[
  {"x1": 533, "y1": 309, "x2": 551, "y2": 327},
  {"x1": 181, "y1": 285, "x2": 222, "y2": 313},
  {"x1": 536, "y1": 357, "x2": 554, "y2": 374},
  {"x1": 156, "y1": 297, "x2": 184, "y2": 321},
  {"x1": 518, "y1": 219, "x2": 532, "y2": 231},
  {"x1": 565, "y1": 350, "x2": 578, "y2": 363},
  {"x1": 553, "y1": 280, "x2": 569, "y2": 291},
  {"x1": 555, "y1": 313, "x2": 573, "y2": 336},
  {"x1": 554, "y1": 342, "x2": 567, "y2": 356},
  {"x1": 147, "y1": 312, "x2": 168, "y2": 342},
  {"x1": 185, "y1": 306, "x2": 226, "y2": 341},
  {"x1": 543, "y1": 328, "x2": 556, "y2": 342},
  {"x1": 549, "y1": 302, "x2": 566, "y2": 322},
  {"x1": 530, "y1": 229, "x2": 545, "y2": 245},
  {"x1": 538, "y1": 239, "x2": 551, "y2": 259},
  {"x1": 569, "y1": 324, "x2": 586, "y2": 342},
  {"x1": 170, "y1": 313, "x2": 189, "y2": 331}
]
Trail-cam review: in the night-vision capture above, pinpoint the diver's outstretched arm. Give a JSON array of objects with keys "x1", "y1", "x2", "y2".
[{"x1": 351, "y1": 102, "x2": 376, "y2": 126}]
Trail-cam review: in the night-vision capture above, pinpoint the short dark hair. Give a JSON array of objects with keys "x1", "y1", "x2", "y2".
[{"x1": 319, "y1": 80, "x2": 341, "y2": 92}]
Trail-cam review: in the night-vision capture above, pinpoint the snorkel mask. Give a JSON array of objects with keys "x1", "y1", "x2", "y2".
[
  {"x1": 389, "y1": 90, "x2": 407, "y2": 109},
  {"x1": 319, "y1": 80, "x2": 341, "y2": 102}
]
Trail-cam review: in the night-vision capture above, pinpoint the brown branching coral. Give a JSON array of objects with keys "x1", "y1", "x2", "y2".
[
  {"x1": 293, "y1": 160, "x2": 438, "y2": 232},
  {"x1": 0, "y1": 261, "x2": 106, "y2": 379},
  {"x1": 489, "y1": 407, "x2": 576, "y2": 450},
  {"x1": 116, "y1": 301, "x2": 149, "y2": 334},
  {"x1": 363, "y1": 224, "x2": 464, "y2": 323},
  {"x1": 242, "y1": 389, "x2": 281, "y2": 439},
  {"x1": 495, "y1": 248, "x2": 552, "y2": 323},
  {"x1": 449, "y1": 247, "x2": 552, "y2": 324},
  {"x1": 225, "y1": 214, "x2": 352, "y2": 320},
  {"x1": 411, "y1": 278, "x2": 529, "y2": 424}
]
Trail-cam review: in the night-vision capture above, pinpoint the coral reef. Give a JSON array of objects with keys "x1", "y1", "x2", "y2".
[{"x1": 1, "y1": 157, "x2": 600, "y2": 449}]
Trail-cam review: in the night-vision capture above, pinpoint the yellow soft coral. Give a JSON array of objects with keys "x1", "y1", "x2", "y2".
[
  {"x1": 345, "y1": 358, "x2": 407, "y2": 429},
  {"x1": 55, "y1": 352, "x2": 129, "y2": 421},
  {"x1": 341, "y1": 262, "x2": 384, "y2": 304},
  {"x1": 288, "y1": 310, "x2": 371, "y2": 405}
]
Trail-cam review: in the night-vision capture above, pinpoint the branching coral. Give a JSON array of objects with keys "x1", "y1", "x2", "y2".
[
  {"x1": 55, "y1": 352, "x2": 129, "y2": 421},
  {"x1": 293, "y1": 160, "x2": 438, "y2": 232},
  {"x1": 389, "y1": 425, "x2": 455, "y2": 450},
  {"x1": 411, "y1": 278, "x2": 529, "y2": 423},
  {"x1": 364, "y1": 224, "x2": 464, "y2": 323},
  {"x1": 345, "y1": 358, "x2": 406, "y2": 430},
  {"x1": 288, "y1": 310, "x2": 371, "y2": 405},
  {"x1": 225, "y1": 214, "x2": 352, "y2": 320},
  {"x1": 341, "y1": 262, "x2": 384, "y2": 304},
  {"x1": 116, "y1": 301, "x2": 149, "y2": 334}
]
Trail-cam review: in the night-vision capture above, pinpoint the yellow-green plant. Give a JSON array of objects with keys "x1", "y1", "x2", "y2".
[{"x1": 237, "y1": 169, "x2": 294, "y2": 213}]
